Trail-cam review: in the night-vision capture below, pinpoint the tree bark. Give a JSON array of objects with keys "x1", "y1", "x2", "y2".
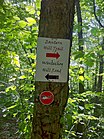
[
  {"x1": 75, "y1": 0, "x2": 85, "y2": 138},
  {"x1": 31, "y1": 0, "x2": 75, "y2": 139},
  {"x1": 95, "y1": 38, "x2": 104, "y2": 117},
  {"x1": 92, "y1": 60, "x2": 98, "y2": 92},
  {"x1": 97, "y1": 38, "x2": 104, "y2": 92}
]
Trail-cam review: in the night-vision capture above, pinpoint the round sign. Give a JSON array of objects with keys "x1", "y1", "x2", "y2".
[{"x1": 39, "y1": 91, "x2": 54, "y2": 105}]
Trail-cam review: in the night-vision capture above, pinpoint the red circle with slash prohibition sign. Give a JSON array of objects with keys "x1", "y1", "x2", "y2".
[{"x1": 39, "y1": 91, "x2": 54, "y2": 105}]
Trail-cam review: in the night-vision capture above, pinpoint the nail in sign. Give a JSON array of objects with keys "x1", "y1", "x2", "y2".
[{"x1": 39, "y1": 91, "x2": 54, "y2": 105}]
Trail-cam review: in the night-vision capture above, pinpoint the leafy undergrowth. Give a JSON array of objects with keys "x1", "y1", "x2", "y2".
[
  {"x1": 0, "y1": 91, "x2": 18, "y2": 139},
  {"x1": 0, "y1": 112, "x2": 18, "y2": 139}
]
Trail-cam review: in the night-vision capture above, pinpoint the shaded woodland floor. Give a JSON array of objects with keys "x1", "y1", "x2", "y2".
[
  {"x1": 0, "y1": 113, "x2": 18, "y2": 139},
  {"x1": 0, "y1": 92, "x2": 18, "y2": 139}
]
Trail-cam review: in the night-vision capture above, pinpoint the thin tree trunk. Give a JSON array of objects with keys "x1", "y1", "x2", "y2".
[
  {"x1": 95, "y1": 38, "x2": 104, "y2": 117},
  {"x1": 92, "y1": 0, "x2": 104, "y2": 117},
  {"x1": 97, "y1": 56, "x2": 103, "y2": 92},
  {"x1": 92, "y1": 60, "x2": 98, "y2": 92},
  {"x1": 75, "y1": 0, "x2": 85, "y2": 138},
  {"x1": 31, "y1": 0, "x2": 75, "y2": 139},
  {"x1": 97, "y1": 38, "x2": 104, "y2": 92}
]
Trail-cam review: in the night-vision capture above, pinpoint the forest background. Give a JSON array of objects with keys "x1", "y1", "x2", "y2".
[{"x1": 0, "y1": 0, "x2": 104, "y2": 139}]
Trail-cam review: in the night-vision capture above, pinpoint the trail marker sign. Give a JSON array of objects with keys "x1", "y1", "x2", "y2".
[
  {"x1": 39, "y1": 91, "x2": 54, "y2": 105},
  {"x1": 35, "y1": 37, "x2": 70, "y2": 82}
]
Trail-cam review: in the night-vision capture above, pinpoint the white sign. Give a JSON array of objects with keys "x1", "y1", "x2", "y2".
[{"x1": 35, "y1": 37, "x2": 70, "y2": 82}]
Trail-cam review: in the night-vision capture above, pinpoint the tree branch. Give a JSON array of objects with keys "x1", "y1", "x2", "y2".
[{"x1": 93, "y1": 0, "x2": 104, "y2": 28}]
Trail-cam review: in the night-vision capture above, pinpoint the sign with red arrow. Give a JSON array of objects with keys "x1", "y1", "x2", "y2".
[
  {"x1": 35, "y1": 37, "x2": 70, "y2": 82},
  {"x1": 46, "y1": 52, "x2": 60, "y2": 59}
]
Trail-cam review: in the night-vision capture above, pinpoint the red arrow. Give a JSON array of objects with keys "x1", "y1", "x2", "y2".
[{"x1": 46, "y1": 52, "x2": 60, "y2": 59}]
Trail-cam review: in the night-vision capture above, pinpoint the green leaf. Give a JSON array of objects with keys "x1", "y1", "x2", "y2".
[
  {"x1": 36, "y1": 0, "x2": 41, "y2": 9},
  {"x1": 91, "y1": 28, "x2": 99, "y2": 36},
  {"x1": 85, "y1": 58, "x2": 94, "y2": 67},
  {"x1": 74, "y1": 51, "x2": 84, "y2": 60},
  {"x1": 7, "y1": 104, "x2": 17, "y2": 110},
  {"x1": 28, "y1": 53, "x2": 36, "y2": 59},
  {"x1": 74, "y1": 23, "x2": 82, "y2": 32},
  {"x1": 70, "y1": 131, "x2": 76, "y2": 137},
  {"x1": 25, "y1": 5, "x2": 35, "y2": 14},
  {"x1": 79, "y1": 76, "x2": 84, "y2": 81},
  {"x1": 26, "y1": 17, "x2": 36, "y2": 26},
  {"x1": 13, "y1": 113, "x2": 18, "y2": 117},
  {"x1": 84, "y1": 75, "x2": 91, "y2": 80},
  {"x1": 37, "y1": 11, "x2": 40, "y2": 16},
  {"x1": 79, "y1": 67, "x2": 84, "y2": 74},
  {"x1": 6, "y1": 85, "x2": 16, "y2": 92},
  {"x1": 18, "y1": 20, "x2": 27, "y2": 28},
  {"x1": 65, "y1": 130, "x2": 69, "y2": 133},
  {"x1": 13, "y1": 16, "x2": 20, "y2": 21},
  {"x1": 87, "y1": 115, "x2": 98, "y2": 120},
  {"x1": 98, "y1": 50, "x2": 104, "y2": 55},
  {"x1": 19, "y1": 75, "x2": 26, "y2": 79},
  {"x1": 12, "y1": 56, "x2": 20, "y2": 67},
  {"x1": 85, "y1": 103, "x2": 94, "y2": 110},
  {"x1": 68, "y1": 98, "x2": 76, "y2": 104}
]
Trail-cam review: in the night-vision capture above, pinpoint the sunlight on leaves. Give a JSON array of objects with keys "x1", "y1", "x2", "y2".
[
  {"x1": 13, "y1": 16, "x2": 20, "y2": 21},
  {"x1": 25, "y1": 5, "x2": 35, "y2": 14},
  {"x1": 79, "y1": 76, "x2": 84, "y2": 81},
  {"x1": 68, "y1": 98, "x2": 76, "y2": 104},
  {"x1": 26, "y1": 17, "x2": 36, "y2": 26},
  {"x1": 7, "y1": 104, "x2": 17, "y2": 110},
  {"x1": 19, "y1": 75, "x2": 27, "y2": 79},
  {"x1": 18, "y1": 20, "x2": 27, "y2": 28},
  {"x1": 6, "y1": 85, "x2": 16, "y2": 92},
  {"x1": 11, "y1": 55, "x2": 20, "y2": 68}
]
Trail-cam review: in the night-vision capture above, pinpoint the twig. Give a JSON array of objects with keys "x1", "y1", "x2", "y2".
[{"x1": 93, "y1": 0, "x2": 104, "y2": 28}]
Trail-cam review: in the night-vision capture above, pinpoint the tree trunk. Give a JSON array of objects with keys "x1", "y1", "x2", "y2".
[
  {"x1": 92, "y1": 60, "x2": 98, "y2": 92},
  {"x1": 95, "y1": 37, "x2": 104, "y2": 117},
  {"x1": 75, "y1": 0, "x2": 85, "y2": 138},
  {"x1": 97, "y1": 38, "x2": 104, "y2": 92},
  {"x1": 31, "y1": 0, "x2": 75, "y2": 139},
  {"x1": 97, "y1": 55, "x2": 103, "y2": 92}
]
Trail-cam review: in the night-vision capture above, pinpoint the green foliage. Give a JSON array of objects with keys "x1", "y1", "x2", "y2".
[
  {"x1": 62, "y1": 91, "x2": 104, "y2": 139},
  {"x1": 0, "y1": 0, "x2": 41, "y2": 138},
  {"x1": 0, "y1": 0, "x2": 104, "y2": 139},
  {"x1": 63, "y1": 0, "x2": 104, "y2": 138}
]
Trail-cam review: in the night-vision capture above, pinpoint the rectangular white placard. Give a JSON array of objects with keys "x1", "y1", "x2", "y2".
[{"x1": 35, "y1": 37, "x2": 70, "y2": 82}]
